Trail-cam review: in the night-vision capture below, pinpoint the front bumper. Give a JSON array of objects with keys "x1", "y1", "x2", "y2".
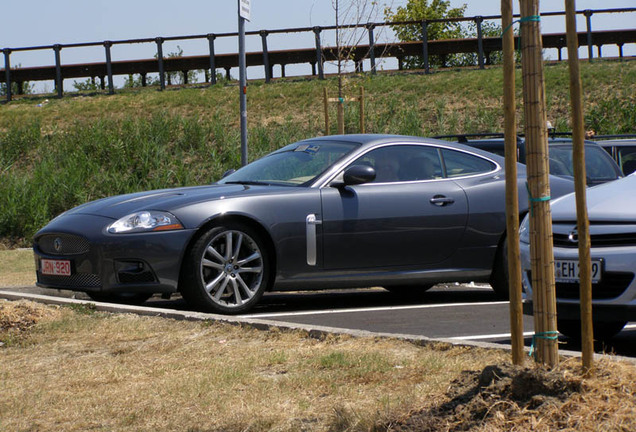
[
  {"x1": 33, "y1": 213, "x2": 195, "y2": 295},
  {"x1": 520, "y1": 241, "x2": 636, "y2": 323}
]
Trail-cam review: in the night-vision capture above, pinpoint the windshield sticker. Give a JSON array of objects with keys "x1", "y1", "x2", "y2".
[{"x1": 295, "y1": 144, "x2": 320, "y2": 154}]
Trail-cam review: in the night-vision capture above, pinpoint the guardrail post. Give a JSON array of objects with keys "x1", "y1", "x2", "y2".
[
  {"x1": 207, "y1": 33, "x2": 217, "y2": 84},
  {"x1": 313, "y1": 26, "x2": 324, "y2": 79},
  {"x1": 104, "y1": 41, "x2": 115, "y2": 95},
  {"x1": 156, "y1": 37, "x2": 165, "y2": 90},
  {"x1": 584, "y1": 9, "x2": 593, "y2": 60},
  {"x1": 476, "y1": 16, "x2": 485, "y2": 69},
  {"x1": 367, "y1": 23, "x2": 376, "y2": 74},
  {"x1": 3, "y1": 48, "x2": 11, "y2": 102},
  {"x1": 260, "y1": 30, "x2": 271, "y2": 83},
  {"x1": 54, "y1": 44, "x2": 63, "y2": 98},
  {"x1": 421, "y1": 20, "x2": 429, "y2": 74}
]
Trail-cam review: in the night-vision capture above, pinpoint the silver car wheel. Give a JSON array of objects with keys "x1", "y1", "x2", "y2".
[{"x1": 198, "y1": 229, "x2": 264, "y2": 309}]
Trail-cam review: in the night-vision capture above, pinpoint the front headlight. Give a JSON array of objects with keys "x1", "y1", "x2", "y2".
[
  {"x1": 519, "y1": 214, "x2": 530, "y2": 244},
  {"x1": 108, "y1": 211, "x2": 184, "y2": 234}
]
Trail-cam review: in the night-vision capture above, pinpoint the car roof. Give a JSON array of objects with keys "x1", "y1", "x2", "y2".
[
  {"x1": 299, "y1": 134, "x2": 503, "y2": 157},
  {"x1": 595, "y1": 138, "x2": 636, "y2": 146}
]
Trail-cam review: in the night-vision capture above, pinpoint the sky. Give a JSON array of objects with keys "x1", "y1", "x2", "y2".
[{"x1": 2, "y1": 1, "x2": 635, "y2": 91}]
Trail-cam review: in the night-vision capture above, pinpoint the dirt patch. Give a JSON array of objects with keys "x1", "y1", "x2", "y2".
[
  {"x1": 0, "y1": 299, "x2": 61, "y2": 342},
  {"x1": 389, "y1": 361, "x2": 635, "y2": 431}
]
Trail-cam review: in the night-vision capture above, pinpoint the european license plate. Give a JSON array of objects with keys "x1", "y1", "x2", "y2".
[
  {"x1": 41, "y1": 259, "x2": 72, "y2": 276},
  {"x1": 554, "y1": 259, "x2": 601, "y2": 283}
]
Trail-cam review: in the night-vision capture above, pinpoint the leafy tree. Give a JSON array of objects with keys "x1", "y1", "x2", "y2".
[
  {"x1": 384, "y1": 0, "x2": 467, "y2": 69},
  {"x1": 448, "y1": 20, "x2": 506, "y2": 67}
]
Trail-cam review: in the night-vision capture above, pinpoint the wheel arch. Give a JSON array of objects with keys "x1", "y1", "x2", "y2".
[
  {"x1": 489, "y1": 210, "x2": 528, "y2": 299},
  {"x1": 492, "y1": 210, "x2": 529, "y2": 272},
  {"x1": 177, "y1": 214, "x2": 277, "y2": 293}
]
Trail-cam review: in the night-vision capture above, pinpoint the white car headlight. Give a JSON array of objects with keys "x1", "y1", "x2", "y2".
[
  {"x1": 108, "y1": 211, "x2": 184, "y2": 234},
  {"x1": 519, "y1": 214, "x2": 530, "y2": 244}
]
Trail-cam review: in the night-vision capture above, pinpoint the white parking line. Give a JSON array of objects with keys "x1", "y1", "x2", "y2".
[
  {"x1": 239, "y1": 300, "x2": 509, "y2": 319},
  {"x1": 446, "y1": 332, "x2": 535, "y2": 341},
  {"x1": 448, "y1": 324, "x2": 636, "y2": 341}
]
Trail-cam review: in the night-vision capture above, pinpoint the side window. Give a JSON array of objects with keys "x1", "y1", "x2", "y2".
[
  {"x1": 441, "y1": 149, "x2": 496, "y2": 178},
  {"x1": 618, "y1": 146, "x2": 636, "y2": 175},
  {"x1": 351, "y1": 145, "x2": 443, "y2": 183}
]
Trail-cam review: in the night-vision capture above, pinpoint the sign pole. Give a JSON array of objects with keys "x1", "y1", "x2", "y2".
[{"x1": 238, "y1": 0, "x2": 250, "y2": 166}]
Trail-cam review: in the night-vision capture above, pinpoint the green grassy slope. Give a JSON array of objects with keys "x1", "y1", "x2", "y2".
[{"x1": 1, "y1": 60, "x2": 634, "y2": 246}]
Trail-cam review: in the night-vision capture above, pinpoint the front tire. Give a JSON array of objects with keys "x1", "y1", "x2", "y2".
[
  {"x1": 181, "y1": 222, "x2": 271, "y2": 314},
  {"x1": 557, "y1": 318, "x2": 627, "y2": 341}
]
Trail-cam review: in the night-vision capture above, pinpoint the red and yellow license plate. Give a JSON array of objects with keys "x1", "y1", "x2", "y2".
[{"x1": 41, "y1": 259, "x2": 72, "y2": 276}]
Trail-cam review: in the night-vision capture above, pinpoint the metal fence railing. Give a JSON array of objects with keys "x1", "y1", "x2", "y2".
[{"x1": 1, "y1": 7, "x2": 635, "y2": 101}]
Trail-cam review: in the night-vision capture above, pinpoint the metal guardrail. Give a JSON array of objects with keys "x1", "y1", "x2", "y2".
[{"x1": 1, "y1": 8, "x2": 635, "y2": 101}]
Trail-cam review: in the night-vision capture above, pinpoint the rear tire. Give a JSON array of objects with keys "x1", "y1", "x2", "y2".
[
  {"x1": 181, "y1": 222, "x2": 271, "y2": 314},
  {"x1": 490, "y1": 237, "x2": 510, "y2": 300},
  {"x1": 557, "y1": 318, "x2": 627, "y2": 341}
]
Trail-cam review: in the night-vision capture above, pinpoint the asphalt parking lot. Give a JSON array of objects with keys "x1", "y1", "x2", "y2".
[{"x1": 2, "y1": 283, "x2": 634, "y2": 359}]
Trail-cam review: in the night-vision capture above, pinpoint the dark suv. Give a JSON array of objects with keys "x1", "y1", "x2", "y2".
[
  {"x1": 594, "y1": 136, "x2": 636, "y2": 176},
  {"x1": 435, "y1": 134, "x2": 623, "y2": 186}
]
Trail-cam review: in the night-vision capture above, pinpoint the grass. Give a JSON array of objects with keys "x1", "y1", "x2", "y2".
[
  {"x1": 0, "y1": 299, "x2": 634, "y2": 432},
  {"x1": 0, "y1": 249, "x2": 35, "y2": 286},
  {"x1": 0, "y1": 299, "x2": 503, "y2": 431},
  {"x1": 1, "y1": 60, "x2": 635, "y2": 247}
]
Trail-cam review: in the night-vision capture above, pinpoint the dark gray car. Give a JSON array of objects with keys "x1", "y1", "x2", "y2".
[{"x1": 33, "y1": 135, "x2": 575, "y2": 314}]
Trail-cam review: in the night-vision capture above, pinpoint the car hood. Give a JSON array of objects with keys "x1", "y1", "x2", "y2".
[
  {"x1": 551, "y1": 175, "x2": 636, "y2": 222},
  {"x1": 64, "y1": 184, "x2": 288, "y2": 219}
]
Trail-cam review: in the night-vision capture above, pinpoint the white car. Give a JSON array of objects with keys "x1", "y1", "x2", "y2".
[{"x1": 520, "y1": 173, "x2": 636, "y2": 339}]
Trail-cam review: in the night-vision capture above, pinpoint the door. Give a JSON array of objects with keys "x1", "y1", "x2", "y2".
[{"x1": 320, "y1": 145, "x2": 469, "y2": 270}]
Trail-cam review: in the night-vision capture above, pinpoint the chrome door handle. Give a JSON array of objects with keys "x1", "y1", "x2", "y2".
[
  {"x1": 306, "y1": 214, "x2": 322, "y2": 266},
  {"x1": 430, "y1": 195, "x2": 454, "y2": 207}
]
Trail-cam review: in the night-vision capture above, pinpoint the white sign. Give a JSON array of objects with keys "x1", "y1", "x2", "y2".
[{"x1": 239, "y1": 0, "x2": 251, "y2": 21}]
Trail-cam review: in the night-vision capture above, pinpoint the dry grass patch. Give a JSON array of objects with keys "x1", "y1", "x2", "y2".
[
  {"x1": 1, "y1": 300, "x2": 634, "y2": 431},
  {"x1": 0, "y1": 299, "x2": 507, "y2": 431}
]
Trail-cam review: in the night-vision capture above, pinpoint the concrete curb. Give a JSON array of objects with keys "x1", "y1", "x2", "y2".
[{"x1": 1, "y1": 289, "x2": 634, "y2": 365}]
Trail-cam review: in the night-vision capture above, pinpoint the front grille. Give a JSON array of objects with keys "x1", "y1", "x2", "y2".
[
  {"x1": 528, "y1": 271, "x2": 634, "y2": 300},
  {"x1": 554, "y1": 232, "x2": 636, "y2": 248},
  {"x1": 37, "y1": 272, "x2": 101, "y2": 288},
  {"x1": 37, "y1": 234, "x2": 90, "y2": 255}
]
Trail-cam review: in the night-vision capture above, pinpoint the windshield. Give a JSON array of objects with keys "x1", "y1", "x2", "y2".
[
  {"x1": 548, "y1": 144, "x2": 619, "y2": 183},
  {"x1": 218, "y1": 141, "x2": 360, "y2": 186}
]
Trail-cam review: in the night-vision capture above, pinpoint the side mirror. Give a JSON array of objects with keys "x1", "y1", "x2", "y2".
[{"x1": 341, "y1": 165, "x2": 376, "y2": 186}]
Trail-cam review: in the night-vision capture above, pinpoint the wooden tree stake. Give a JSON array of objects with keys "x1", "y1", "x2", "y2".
[
  {"x1": 520, "y1": 0, "x2": 559, "y2": 367},
  {"x1": 565, "y1": 0, "x2": 594, "y2": 375},
  {"x1": 502, "y1": 0, "x2": 525, "y2": 366}
]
